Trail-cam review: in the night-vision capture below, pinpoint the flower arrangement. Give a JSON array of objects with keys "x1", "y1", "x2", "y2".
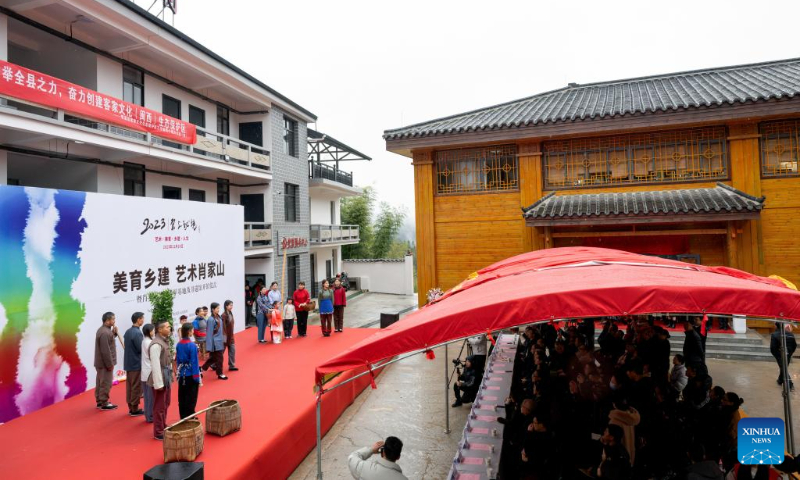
[{"x1": 426, "y1": 287, "x2": 444, "y2": 304}]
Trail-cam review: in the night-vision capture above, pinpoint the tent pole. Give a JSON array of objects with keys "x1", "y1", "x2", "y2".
[
  {"x1": 780, "y1": 323, "x2": 796, "y2": 455},
  {"x1": 316, "y1": 395, "x2": 323, "y2": 479},
  {"x1": 445, "y1": 344, "x2": 451, "y2": 434}
]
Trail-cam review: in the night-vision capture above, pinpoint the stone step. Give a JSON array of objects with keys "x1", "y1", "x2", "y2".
[
  {"x1": 664, "y1": 344, "x2": 774, "y2": 362},
  {"x1": 667, "y1": 332, "x2": 765, "y2": 346},
  {"x1": 701, "y1": 349, "x2": 775, "y2": 362},
  {"x1": 595, "y1": 331, "x2": 765, "y2": 346},
  {"x1": 674, "y1": 342, "x2": 771, "y2": 354}
]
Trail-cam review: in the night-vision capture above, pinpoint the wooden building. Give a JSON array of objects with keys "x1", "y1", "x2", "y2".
[{"x1": 385, "y1": 58, "x2": 800, "y2": 326}]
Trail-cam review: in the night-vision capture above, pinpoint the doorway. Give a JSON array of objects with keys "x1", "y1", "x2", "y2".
[
  {"x1": 310, "y1": 253, "x2": 317, "y2": 296},
  {"x1": 240, "y1": 193, "x2": 265, "y2": 222},
  {"x1": 239, "y1": 122, "x2": 263, "y2": 147},
  {"x1": 287, "y1": 255, "x2": 299, "y2": 296},
  {"x1": 326, "y1": 259, "x2": 332, "y2": 282}
]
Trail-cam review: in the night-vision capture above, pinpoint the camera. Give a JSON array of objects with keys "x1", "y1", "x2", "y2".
[{"x1": 452, "y1": 358, "x2": 464, "y2": 366}]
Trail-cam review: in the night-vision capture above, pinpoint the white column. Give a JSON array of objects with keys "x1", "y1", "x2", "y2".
[
  {"x1": 404, "y1": 254, "x2": 414, "y2": 295},
  {"x1": 0, "y1": 14, "x2": 8, "y2": 61},
  {"x1": 0, "y1": 150, "x2": 7, "y2": 184},
  {"x1": 732, "y1": 314, "x2": 747, "y2": 334}
]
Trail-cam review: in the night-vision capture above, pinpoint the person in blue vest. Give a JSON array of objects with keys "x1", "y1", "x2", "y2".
[
  {"x1": 201, "y1": 302, "x2": 228, "y2": 380},
  {"x1": 176, "y1": 323, "x2": 201, "y2": 418}
]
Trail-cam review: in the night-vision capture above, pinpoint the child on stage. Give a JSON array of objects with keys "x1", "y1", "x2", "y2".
[
  {"x1": 283, "y1": 298, "x2": 296, "y2": 339},
  {"x1": 176, "y1": 323, "x2": 201, "y2": 419},
  {"x1": 270, "y1": 301, "x2": 283, "y2": 344}
]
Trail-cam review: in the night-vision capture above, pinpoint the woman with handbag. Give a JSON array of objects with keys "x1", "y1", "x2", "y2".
[
  {"x1": 318, "y1": 279, "x2": 334, "y2": 337},
  {"x1": 256, "y1": 287, "x2": 270, "y2": 344},
  {"x1": 292, "y1": 281, "x2": 312, "y2": 337}
]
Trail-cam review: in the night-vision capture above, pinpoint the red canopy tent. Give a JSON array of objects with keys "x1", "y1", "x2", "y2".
[
  {"x1": 310, "y1": 247, "x2": 800, "y2": 478},
  {"x1": 316, "y1": 247, "x2": 800, "y2": 386}
]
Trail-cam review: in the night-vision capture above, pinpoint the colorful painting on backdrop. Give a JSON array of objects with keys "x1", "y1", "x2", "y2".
[{"x1": 0, "y1": 185, "x2": 244, "y2": 423}]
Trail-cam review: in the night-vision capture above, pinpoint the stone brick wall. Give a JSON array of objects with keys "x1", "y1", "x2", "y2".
[{"x1": 270, "y1": 106, "x2": 310, "y2": 292}]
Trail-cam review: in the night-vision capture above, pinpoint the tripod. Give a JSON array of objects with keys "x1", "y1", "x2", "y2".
[{"x1": 447, "y1": 338, "x2": 472, "y2": 386}]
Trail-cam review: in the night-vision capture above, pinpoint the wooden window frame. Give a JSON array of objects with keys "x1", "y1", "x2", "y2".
[
  {"x1": 542, "y1": 127, "x2": 729, "y2": 190},
  {"x1": 759, "y1": 119, "x2": 800, "y2": 178},
  {"x1": 434, "y1": 144, "x2": 519, "y2": 195}
]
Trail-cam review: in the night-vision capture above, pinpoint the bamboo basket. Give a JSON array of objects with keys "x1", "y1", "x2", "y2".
[
  {"x1": 205, "y1": 400, "x2": 241, "y2": 437},
  {"x1": 163, "y1": 418, "x2": 204, "y2": 463}
]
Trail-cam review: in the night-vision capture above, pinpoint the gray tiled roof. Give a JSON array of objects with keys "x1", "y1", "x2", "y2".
[
  {"x1": 385, "y1": 58, "x2": 800, "y2": 140},
  {"x1": 523, "y1": 183, "x2": 764, "y2": 222},
  {"x1": 343, "y1": 258, "x2": 408, "y2": 263}
]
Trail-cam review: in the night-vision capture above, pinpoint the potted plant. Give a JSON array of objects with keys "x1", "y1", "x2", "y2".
[{"x1": 148, "y1": 289, "x2": 176, "y2": 355}]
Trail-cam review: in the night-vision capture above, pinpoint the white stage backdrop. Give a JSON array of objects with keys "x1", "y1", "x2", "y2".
[{"x1": 0, "y1": 185, "x2": 244, "y2": 422}]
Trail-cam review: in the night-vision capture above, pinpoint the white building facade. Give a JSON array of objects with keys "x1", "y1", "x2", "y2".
[
  {"x1": 0, "y1": 0, "x2": 366, "y2": 302},
  {"x1": 307, "y1": 129, "x2": 369, "y2": 296}
]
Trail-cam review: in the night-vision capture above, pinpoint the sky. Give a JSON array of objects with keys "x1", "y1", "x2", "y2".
[{"x1": 139, "y1": 0, "x2": 800, "y2": 225}]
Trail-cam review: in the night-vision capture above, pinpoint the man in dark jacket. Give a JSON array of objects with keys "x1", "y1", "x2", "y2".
[
  {"x1": 123, "y1": 312, "x2": 145, "y2": 416},
  {"x1": 771, "y1": 324, "x2": 797, "y2": 389},
  {"x1": 650, "y1": 327, "x2": 672, "y2": 385},
  {"x1": 598, "y1": 424, "x2": 631, "y2": 479},
  {"x1": 500, "y1": 398, "x2": 534, "y2": 477},
  {"x1": 94, "y1": 312, "x2": 118, "y2": 410},
  {"x1": 683, "y1": 319, "x2": 705, "y2": 369},
  {"x1": 451, "y1": 355, "x2": 480, "y2": 407},
  {"x1": 685, "y1": 442, "x2": 723, "y2": 480},
  {"x1": 599, "y1": 321, "x2": 625, "y2": 360}
]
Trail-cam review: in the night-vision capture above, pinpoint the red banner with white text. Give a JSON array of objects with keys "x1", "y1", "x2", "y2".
[{"x1": 0, "y1": 60, "x2": 196, "y2": 145}]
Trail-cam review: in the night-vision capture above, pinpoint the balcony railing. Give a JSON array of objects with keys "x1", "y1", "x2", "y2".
[
  {"x1": 0, "y1": 96, "x2": 270, "y2": 172},
  {"x1": 189, "y1": 127, "x2": 270, "y2": 171},
  {"x1": 245, "y1": 222, "x2": 272, "y2": 249},
  {"x1": 310, "y1": 224, "x2": 360, "y2": 244},
  {"x1": 309, "y1": 161, "x2": 353, "y2": 187}
]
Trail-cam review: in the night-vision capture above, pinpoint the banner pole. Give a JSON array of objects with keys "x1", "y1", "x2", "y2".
[
  {"x1": 316, "y1": 394, "x2": 323, "y2": 479},
  {"x1": 281, "y1": 246, "x2": 288, "y2": 303},
  {"x1": 780, "y1": 323, "x2": 796, "y2": 455},
  {"x1": 445, "y1": 343, "x2": 450, "y2": 434}
]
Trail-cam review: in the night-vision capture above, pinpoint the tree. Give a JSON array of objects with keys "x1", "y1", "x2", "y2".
[
  {"x1": 372, "y1": 203, "x2": 406, "y2": 258},
  {"x1": 341, "y1": 186, "x2": 375, "y2": 259},
  {"x1": 386, "y1": 240, "x2": 412, "y2": 259}
]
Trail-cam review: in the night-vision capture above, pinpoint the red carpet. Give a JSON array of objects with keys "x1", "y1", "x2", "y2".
[{"x1": 0, "y1": 327, "x2": 377, "y2": 480}]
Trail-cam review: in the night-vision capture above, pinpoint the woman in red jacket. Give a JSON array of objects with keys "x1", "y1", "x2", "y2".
[
  {"x1": 333, "y1": 278, "x2": 347, "y2": 333},
  {"x1": 292, "y1": 281, "x2": 311, "y2": 337}
]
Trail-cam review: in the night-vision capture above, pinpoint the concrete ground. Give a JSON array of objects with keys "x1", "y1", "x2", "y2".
[
  {"x1": 306, "y1": 292, "x2": 417, "y2": 329},
  {"x1": 289, "y1": 341, "x2": 469, "y2": 480},
  {"x1": 706, "y1": 357, "x2": 800, "y2": 434},
  {"x1": 290, "y1": 344, "x2": 800, "y2": 479}
]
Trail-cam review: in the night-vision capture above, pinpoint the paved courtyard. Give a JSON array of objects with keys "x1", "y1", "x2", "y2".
[
  {"x1": 306, "y1": 292, "x2": 417, "y2": 329},
  {"x1": 291, "y1": 339, "x2": 799, "y2": 479},
  {"x1": 290, "y1": 341, "x2": 469, "y2": 480}
]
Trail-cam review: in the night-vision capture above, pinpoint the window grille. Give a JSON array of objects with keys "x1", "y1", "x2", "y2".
[
  {"x1": 284, "y1": 183, "x2": 299, "y2": 222},
  {"x1": 284, "y1": 116, "x2": 298, "y2": 157},
  {"x1": 435, "y1": 145, "x2": 518, "y2": 195},
  {"x1": 542, "y1": 127, "x2": 728, "y2": 189},
  {"x1": 760, "y1": 120, "x2": 800, "y2": 177}
]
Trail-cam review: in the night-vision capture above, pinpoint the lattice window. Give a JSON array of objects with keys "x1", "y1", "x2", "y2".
[
  {"x1": 760, "y1": 120, "x2": 800, "y2": 177},
  {"x1": 435, "y1": 145, "x2": 518, "y2": 195},
  {"x1": 542, "y1": 127, "x2": 728, "y2": 189}
]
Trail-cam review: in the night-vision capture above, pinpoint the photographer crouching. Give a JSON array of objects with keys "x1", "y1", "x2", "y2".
[{"x1": 452, "y1": 355, "x2": 481, "y2": 408}]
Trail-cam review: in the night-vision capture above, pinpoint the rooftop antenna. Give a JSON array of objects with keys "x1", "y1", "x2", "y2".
[{"x1": 143, "y1": 0, "x2": 177, "y2": 25}]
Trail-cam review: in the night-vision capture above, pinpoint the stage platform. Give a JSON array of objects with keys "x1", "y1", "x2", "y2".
[{"x1": 0, "y1": 327, "x2": 377, "y2": 480}]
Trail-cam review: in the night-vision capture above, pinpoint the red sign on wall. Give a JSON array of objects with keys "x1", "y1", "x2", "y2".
[
  {"x1": 0, "y1": 60, "x2": 197, "y2": 145},
  {"x1": 281, "y1": 237, "x2": 308, "y2": 250}
]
